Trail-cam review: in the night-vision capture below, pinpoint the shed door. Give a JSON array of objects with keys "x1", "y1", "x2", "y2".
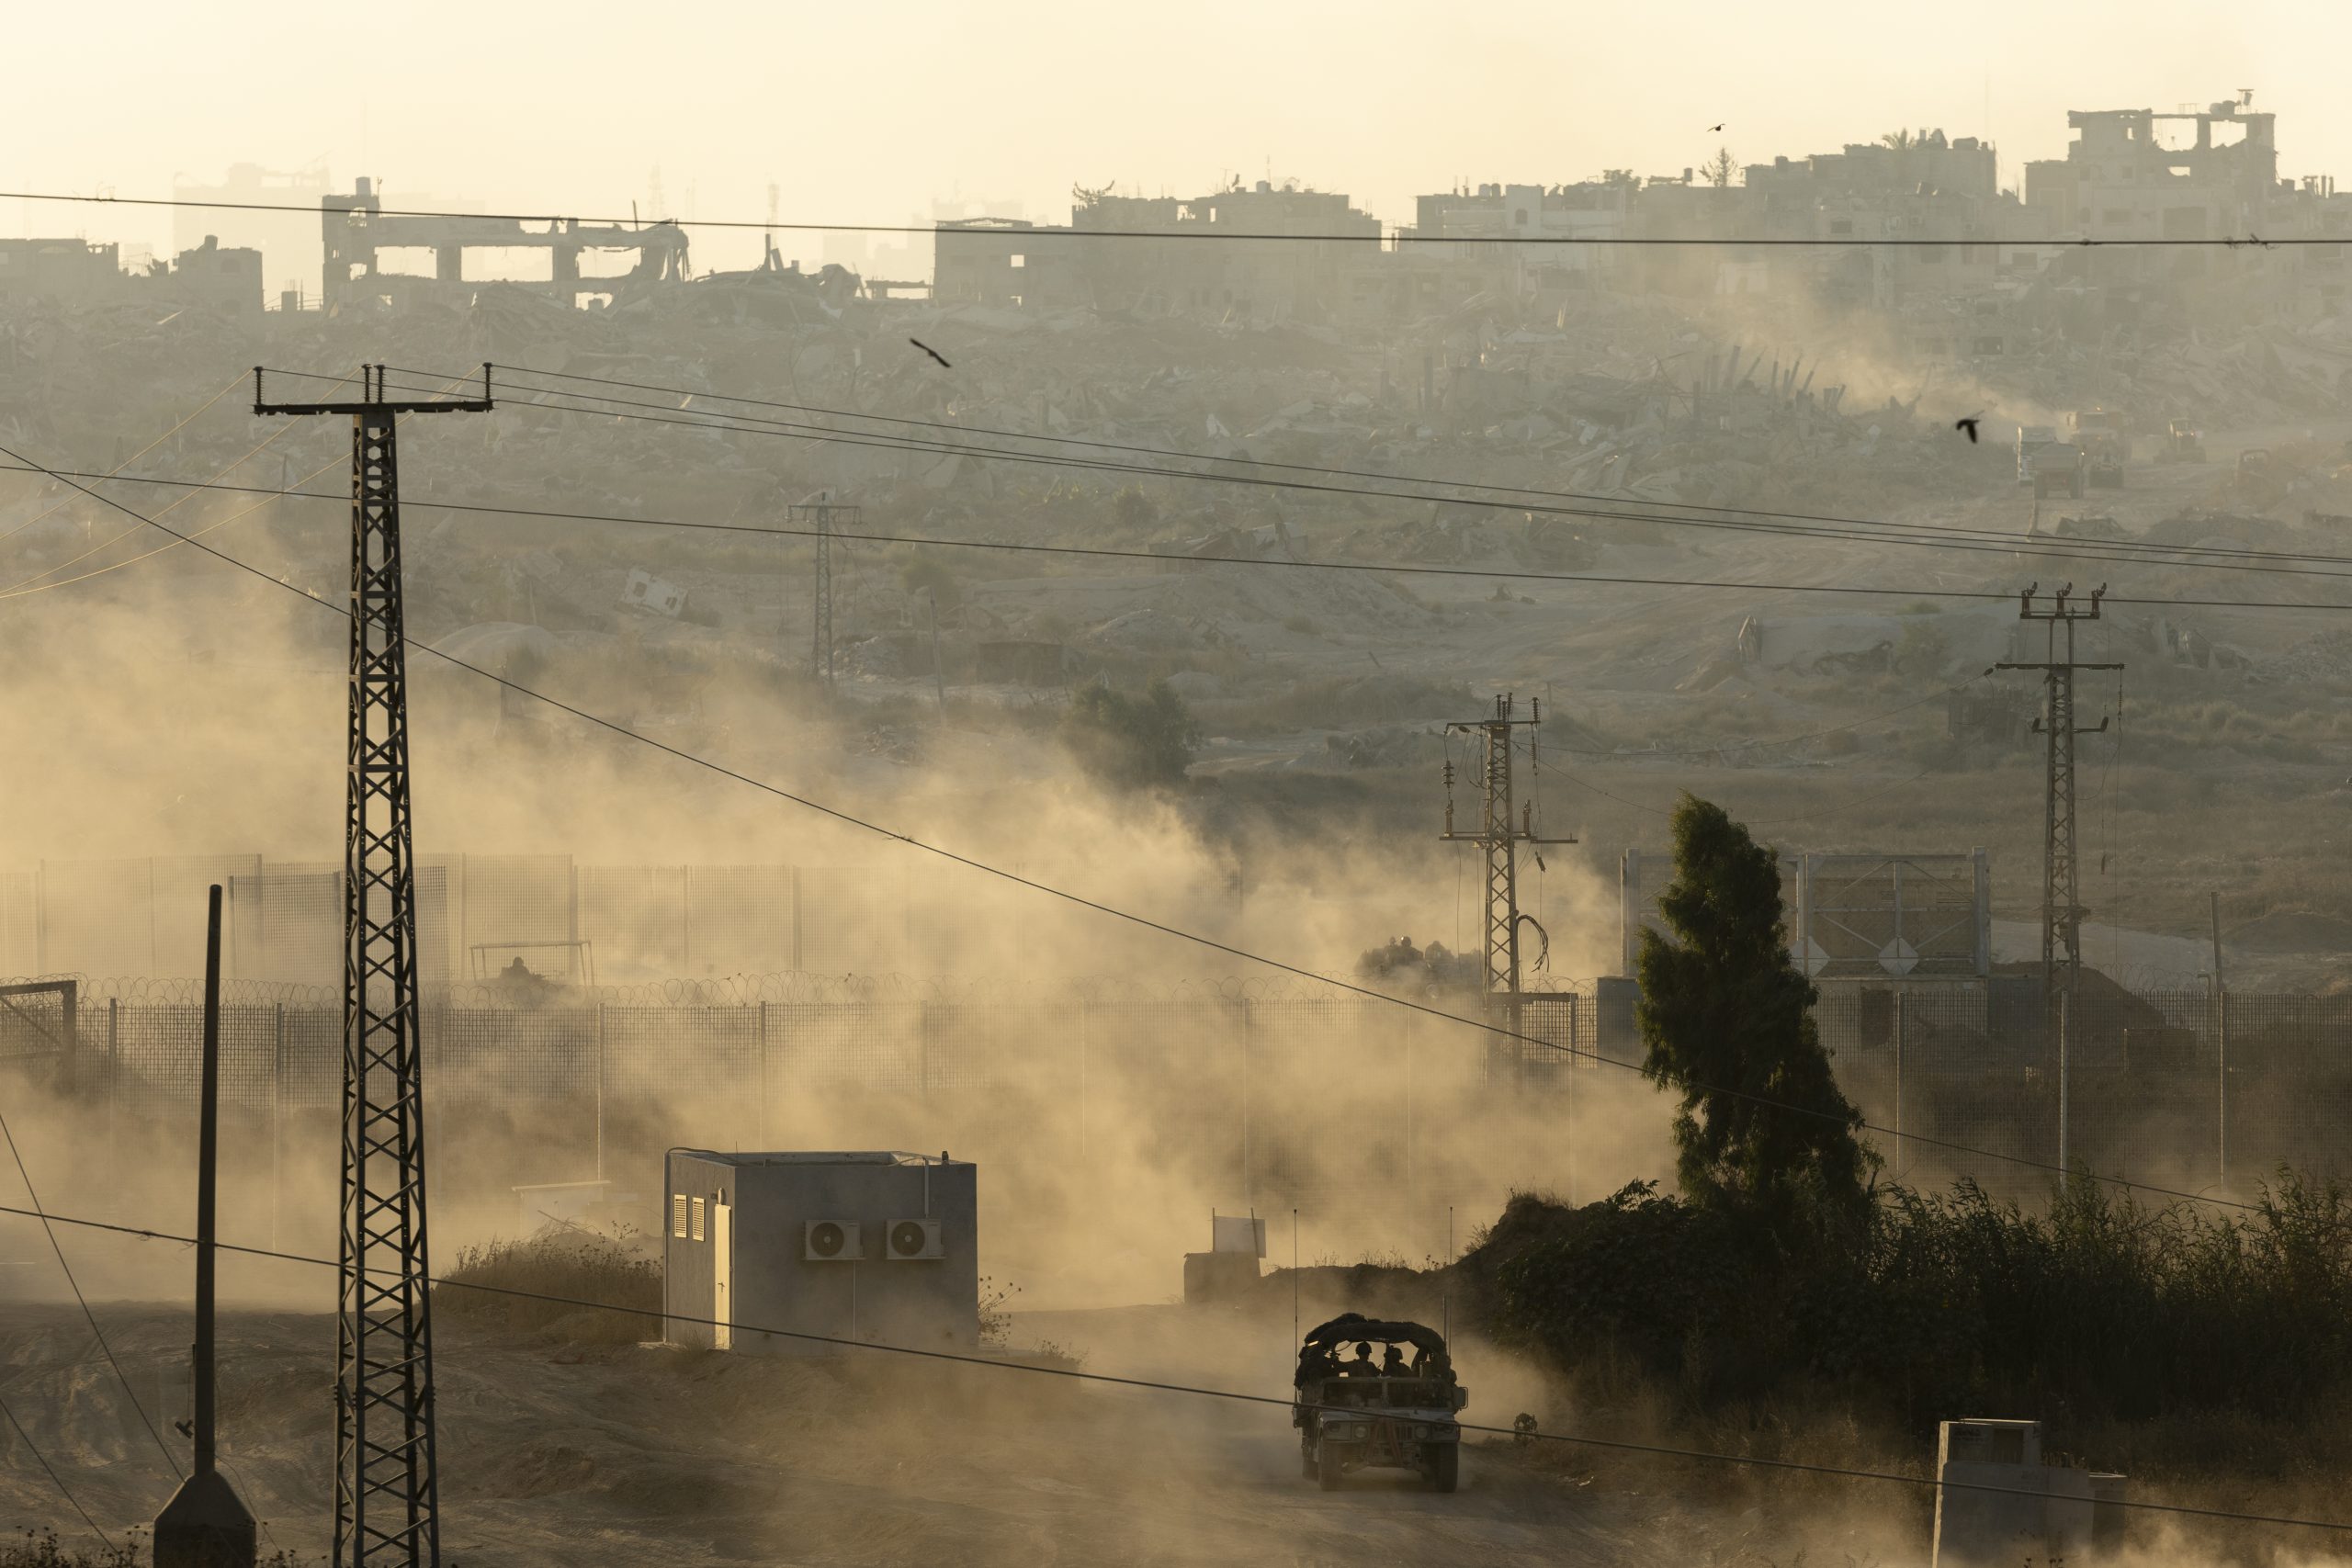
[{"x1": 711, "y1": 1201, "x2": 733, "y2": 1351}]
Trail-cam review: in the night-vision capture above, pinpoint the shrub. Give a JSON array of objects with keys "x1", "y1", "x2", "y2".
[
  {"x1": 434, "y1": 1224, "x2": 662, "y2": 1343},
  {"x1": 1060, "y1": 679, "x2": 1202, "y2": 788},
  {"x1": 1463, "y1": 1171, "x2": 2352, "y2": 1429}
]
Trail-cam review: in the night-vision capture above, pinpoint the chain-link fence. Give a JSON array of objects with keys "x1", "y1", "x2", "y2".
[
  {"x1": 7, "y1": 976, "x2": 1607, "y2": 1267},
  {"x1": 0, "y1": 854, "x2": 922, "y2": 987},
  {"x1": 11, "y1": 968, "x2": 2339, "y2": 1268},
  {"x1": 1819, "y1": 977, "x2": 2352, "y2": 1199}
]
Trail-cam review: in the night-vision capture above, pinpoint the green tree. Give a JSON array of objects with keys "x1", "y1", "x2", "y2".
[
  {"x1": 1061, "y1": 679, "x2": 1202, "y2": 789},
  {"x1": 1636, "y1": 795, "x2": 1873, "y2": 1236}
]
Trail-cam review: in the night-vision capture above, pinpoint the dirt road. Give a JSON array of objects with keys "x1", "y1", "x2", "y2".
[{"x1": 0, "y1": 1303, "x2": 1697, "y2": 1566}]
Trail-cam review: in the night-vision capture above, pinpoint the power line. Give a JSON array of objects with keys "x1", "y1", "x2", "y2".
[
  {"x1": 0, "y1": 1385, "x2": 113, "y2": 1548},
  {"x1": 333, "y1": 365, "x2": 2352, "y2": 600},
  {"x1": 0, "y1": 187, "x2": 2329, "y2": 248},
  {"x1": 0, "y1": 433, "x2": 2278, "y2": 1215},
  {"x1": 8, "y1": 1199, "x2": 2349, "y2": 1537},
  {"x1": 0, "y1": 1099, "x2": 185, "y2": 1483},
  {"x1": 16, "y1": 446, "x2": 2352, "y2": 622},
  {"x1": 476, "y1": 360, "x2": 2352, "y2": 575},
  {"x1": 0, "y1": 375, "x2": 243, "y2": 548}
]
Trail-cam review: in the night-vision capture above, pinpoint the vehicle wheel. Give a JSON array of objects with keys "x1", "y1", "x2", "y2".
[
  {"x1": 1427, "y1": 1445, "x2": 1459, "y2": 1494},
  {"x1": 1317, "y1": 1445, "x2": 1345, "y2": 1491}
]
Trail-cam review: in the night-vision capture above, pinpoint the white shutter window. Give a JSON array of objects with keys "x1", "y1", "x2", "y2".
[
  {"x1": 671, "y1": 1194, "x2": 688, "y2": 1238},
  {"x1": 691, "y1": 1196, "x2": 707, "y2": 1242}
]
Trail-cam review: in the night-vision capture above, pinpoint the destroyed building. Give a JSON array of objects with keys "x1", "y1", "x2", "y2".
[
  {"x1": 320, "y1": 176, "x2": 692, "y2": 313},
  {"x1": 935, "y1": 179, "x2": 1383, "y2": 322}
]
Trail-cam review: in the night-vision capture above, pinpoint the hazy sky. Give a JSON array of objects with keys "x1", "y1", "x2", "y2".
[{"x1": 13, "y1": 0, "x2": 2346, "y2": 280}]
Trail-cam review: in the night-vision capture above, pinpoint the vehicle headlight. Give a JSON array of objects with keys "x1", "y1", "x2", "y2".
[{"x1": 1326, "y1": 1423, "x2": 1364, "y2": 1440}]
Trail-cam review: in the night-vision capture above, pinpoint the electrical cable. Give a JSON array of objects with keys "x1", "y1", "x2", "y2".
[
  {"x1": 0, "y1": 381, "x2": 330, "y2": 595},
  {"x1": 473, "y1": 360, "x2": 2352, "y2": 575},
  {"x1": 0, "y1": 434, "x2": 2278, "y2": 1215},
  {"x1": 0, "y1": 373, "x2": 464, "y2": 603},
  {"x1": 0, "y1": 187, "x2": 2327, "y2": 248},
  {"x1": 7, "y1": 1199, "x2": 2350, "y2": 1537},
  {"x1": 0, "y1": 1099, "x2": 184, "y2": 1482},
  {"x1": 351, "y1": 363, "x2": 2352, "y2": 587},
  {"x1": 24, "y1": 426, "x2": 2352, "y2": 616},
  {"x1": 0, "y1": 1386, "x2": 112, "y2": 1548},
  {"x1": 0, "y1": 375, "x2": 242, "y2": 548},
  {"x1": 336, "y1": 366, "x2": 2352, "y2": 599}
]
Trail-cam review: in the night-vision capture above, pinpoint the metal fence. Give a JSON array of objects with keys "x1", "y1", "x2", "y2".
[
  {"x1": 1, "y1": 975, "x2": 1600, "y2": 1265},
  {"x1": 0, "y1": 854, "x2": 919, "y2": 988},
  {"x1": 1817, "y1": 977, "x2": 2352, "y2": 1199},
  {"x1": 9, "y1": 968, "x2": 2344, "y2": 1263}
]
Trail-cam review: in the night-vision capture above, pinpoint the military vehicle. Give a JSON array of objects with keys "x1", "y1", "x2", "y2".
[
  {"x1": 2156, "y1": 420, "x2": 2207, "y2": 464},
  {"x1": 2033, "y1": 443, "x2": 2087, "y2": 499},
  {"x1": 1293, "y1": 1314, "x2": 1467, "y2": 1492}
]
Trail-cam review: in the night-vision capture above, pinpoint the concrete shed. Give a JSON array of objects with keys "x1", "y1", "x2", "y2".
[{"x1": 663, "y1": 1150, "x2": 978, "y2": 1356}]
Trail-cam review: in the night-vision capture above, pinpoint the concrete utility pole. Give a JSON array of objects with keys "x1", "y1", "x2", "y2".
[
  {"x1": 257, "y1": 364, "x2": 491, "y2": 1568},
  {"x1": 1442, "y1": 693, "x2": 1576, "y2": 1074},
  {"x1": 792, "y1": 494, "x2": 855, "y2": 689},
  {"x1": 1996, "y1": 582, "x2": 2121, "y2": 1036}
]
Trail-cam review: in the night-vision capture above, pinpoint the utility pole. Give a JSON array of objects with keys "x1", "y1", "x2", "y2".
[
  {"x1": 1996, "y1": 582, "x2": 2121, "y2": 1038},
  {"x1": 792, "y1": 494, "x2": 854, "y2": 689},
  {"x1": 1442, "y1": 693, "x2": 1576, "y2": 1076},
  {"x1": 258, "y1": 364, "x2": 491, "y2": 1568},
  {"x1": 153, "y1": 885, "x2": 255, "y2": 1568}
]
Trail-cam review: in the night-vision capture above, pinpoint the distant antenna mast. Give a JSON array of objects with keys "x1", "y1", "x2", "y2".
[{"x1": 765, "y1": 183, "x2": 781, "y2": 272}]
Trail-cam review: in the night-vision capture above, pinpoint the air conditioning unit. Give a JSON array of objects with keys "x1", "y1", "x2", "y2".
[
  {"x1": 803, "y1": 1220, "x2": 862, "y2": 1261},
  {"x1": 884, "y1": 1218, "x2": 944, "y2": 1260}
]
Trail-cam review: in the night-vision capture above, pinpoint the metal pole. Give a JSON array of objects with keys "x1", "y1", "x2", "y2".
[
  {"x1": 1894, "y1": 989, "x2": 1906, "y2": 1181},
  {"x1": 272, "y1": 1002, "x2": 285, "y2": 1253},
  {"x1": 2218, "y1": 987, "x2": 2231, "y2": 1190},
  {"x1": 153, "y1": 882, "x2": 255, "y2": 1565},
  {"x1": 1238, "y1": 1000, "x2": 1250, "y2": 1204},
  {"x1": 2211, "y1": 891, "x2": 2227, "y2": 1190},
  {"x1": 929, "y1": 592, "x2": 945, "y2": 712},
  {"x1": 594, "y1": 1002, "x2": 606, "y2": 1184},
  {"x1": 2057, "y1": 988, "x2": 2072, "y2": 1179},
  {"x1": 196, "y1": 886, "x2": 221, "y2": 1477},
  {"x1": 107, "y1": 997, "x2": 119, "y2": 1174}
]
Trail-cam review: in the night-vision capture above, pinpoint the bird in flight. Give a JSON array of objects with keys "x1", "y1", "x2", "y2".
[
  {"x1": 1706, "y1": 123, "x2": 1724, "y2": 132},
  {"x1": 910, "y1": 338, "x2": 952, "y2": 368},
  {"x1": 1954, "y1": 415, "x2": 1983, "y2": 444}
]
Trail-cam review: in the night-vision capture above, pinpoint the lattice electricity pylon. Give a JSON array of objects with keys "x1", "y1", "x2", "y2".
[
  {"x1": 1996, "y1": 582, "x2": 2121, "y2": 1034},
  {"x1": 1442, "y1": 694, "x2": 1576, "y2": 1073},
  {"x1": 257, "y1": 364, "x2": 492, "y2": 1568},
  {"x1": 790, "y1": 494, "x2": 855, "y2": 688}
]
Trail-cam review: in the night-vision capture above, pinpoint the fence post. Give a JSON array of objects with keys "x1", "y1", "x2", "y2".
[
  {"x1": 1238, "y1": 999, "x2": 1251, "y2": 1204},
  {"x1": 1894, "y1": 988, "x2": 1906, "y2": 1182},
  {"x1": 2217, "y1": 987, "x2": 2231, "y2": 1191},
  {"x1": 2057, "y1": 989, "x2": 2072, "y2": 1179},
  {"x1": 757, "y1": 1001, "x2": 770, "y2": 1148},
  {"x1": 107, "y1": 996, "x2": 119, "y2": 1174},
  {"x1": 272, "y1": 1001, "x2": 285, "y2": 1252}
]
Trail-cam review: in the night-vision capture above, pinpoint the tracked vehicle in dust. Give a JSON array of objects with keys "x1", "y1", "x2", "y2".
[{"x1": 1293, "y1": 1314, "x2": 1468, "y2": 1493}]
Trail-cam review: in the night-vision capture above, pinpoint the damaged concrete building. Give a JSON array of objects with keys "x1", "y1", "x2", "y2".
[
  {"x1": 935, "y1": 179, "x2": 1382, "y2": 322},
  {"x1": 320, "y1": 177, "x2": 692, "y2": 313}
]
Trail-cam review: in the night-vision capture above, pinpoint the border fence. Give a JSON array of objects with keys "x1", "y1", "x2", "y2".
[{"x1": 6, "y1": 966, "x2": 2348, "y2": 1258}]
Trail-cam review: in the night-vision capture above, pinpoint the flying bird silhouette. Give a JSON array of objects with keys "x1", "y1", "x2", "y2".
[
  {"x1": 1707, "y1": 123, "x2": 1724, "y2": 132},
  {"x1": 1955, "y1": 415, "x2": 1983, "y2": 444},
  {"x1": 910, "y1": 338, "x2": 951, "y2": 368}
]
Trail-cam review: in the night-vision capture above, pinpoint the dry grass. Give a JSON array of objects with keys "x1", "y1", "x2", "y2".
[{"x1": 433, "y1": 1224, "x2": 662, "y2": 1344}]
